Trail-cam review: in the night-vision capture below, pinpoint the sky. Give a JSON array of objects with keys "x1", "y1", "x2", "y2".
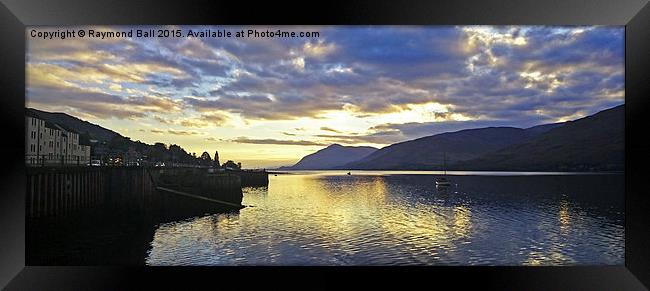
[{"x1": 26, "y1": 26, "x2": 624, "y2": 168}]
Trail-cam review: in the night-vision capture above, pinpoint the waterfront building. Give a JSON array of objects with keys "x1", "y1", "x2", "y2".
[{"x1": 25, "y1": 109, "x2": 91, "y2": 166}]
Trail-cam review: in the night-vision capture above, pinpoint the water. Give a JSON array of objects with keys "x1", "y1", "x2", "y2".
[{"x1": 145, "y1": 171, "x2": 624, "y2": 266}]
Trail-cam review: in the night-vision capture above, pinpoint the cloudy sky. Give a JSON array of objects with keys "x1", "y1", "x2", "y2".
[{"x1": 26, "y1": 26, "x2": 624, "y2": 168}]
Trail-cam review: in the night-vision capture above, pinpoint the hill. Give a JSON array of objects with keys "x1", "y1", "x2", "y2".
[
  {"x1": 342, "y1": 123, "x2": 562, "y2": 170},
  {"x1": 286, "y1": 144, "x2": 378, "y2": 170},
  {"x1": 26, "y1": 108, "x2": 202, "y2": 165},
  {"x1": 27, "y1": 108, "x2": 123, "y2": 142},
  {"x1": 456, "y1": 104, "x2": 624, "y2": 171}
]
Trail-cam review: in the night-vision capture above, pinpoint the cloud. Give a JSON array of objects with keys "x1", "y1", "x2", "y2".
[
  {"x1": 153, "y1": 116, "x2": 174, "y2": 124},
  {"x1": 315, "y1": 132, "x2": 404, "y2": 145},
  {"x1": 27, "y1": 25, "x2": 624, "y2": 144},
  {"x1": 302, "y1": 40, "x2": 337, "y2": 58},
  {"x1": 167, "y1": 129, "x2": 202, "y2": 135},
  {"x1": 320, "y1": 127, "x2": 342, "y2": 133},
  {"x1": 369, "y1": 120, "x2": 519, "y2": 140},
  {"x1": 150, "y1": 128, "x2": 202, "y2": 136},
  {"x1": 184, "y1": 94, "x2": 343, "y2": 120},
  {"x1": 230, "y1": 137, "x2": 327, "y2": 146},
  {"x1": 178, "y1": 112, "x2": 228, "y2": 128}
]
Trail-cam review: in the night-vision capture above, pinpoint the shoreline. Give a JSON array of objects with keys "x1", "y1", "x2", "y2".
[{"x1": 266, "y1": 169, "x2": 624, "y2": 176}]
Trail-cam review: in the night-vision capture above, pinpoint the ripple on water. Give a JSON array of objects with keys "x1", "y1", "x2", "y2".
[{"x1": 146, "y1": 173, "x2": 624, "y2": 266}]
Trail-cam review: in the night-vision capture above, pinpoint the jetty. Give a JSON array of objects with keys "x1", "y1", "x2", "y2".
[
  {"x1": 26, "y1": 165, "x2": 269, "y2": 265},
  {"x1": 26, "y1": 166, "x2": 269, "y2": 221}
]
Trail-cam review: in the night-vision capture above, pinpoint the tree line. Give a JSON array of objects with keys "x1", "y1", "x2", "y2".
[{"x1": 95, "y1": 135, "x2": 242, "y2": 169}]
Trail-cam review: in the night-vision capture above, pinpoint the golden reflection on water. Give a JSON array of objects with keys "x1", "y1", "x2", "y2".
[
  {"x1": 269, "y1": 174, "x2": 390, "y2": 240},
  {"x1": 264, "y1": 174, "x2": 474, "y2": 257},
  {"x1": 148, "y1": 172, "x2": 624, "y2": 266},
  {"x1": 523, "y1": 197, "x2": 574, "y2": 266},
  {"x1": 452, "y1": 206, "x2": 472, "y2": 237},
  {"x1": 558, "y1": 198, "x2": 571, "y2": 233},
  {"x1": 151, "y1": 173, "x2": 479, "y2": 264}
]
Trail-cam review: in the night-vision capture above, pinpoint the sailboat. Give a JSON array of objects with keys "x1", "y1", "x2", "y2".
[{"x1": 435, "y1": 152, "x2": 452, "y2": 187}]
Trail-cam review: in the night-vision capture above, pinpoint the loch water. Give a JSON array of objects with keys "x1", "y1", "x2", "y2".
[{"x1": 146, "y1": 171, "x2": 624, "y2": 266}]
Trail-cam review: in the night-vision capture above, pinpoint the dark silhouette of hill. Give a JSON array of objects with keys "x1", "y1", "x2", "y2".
[
  {"x1": 27, "y1": 108, "x2": 122, "y2": 142},
  {"x1": 456, "y1": 104, "x2": 624, "y2": 171},
  {"x1": 342, "y1": 123, "x2": 562, "y2": 170},
  {"x1": 284, "y1": 144, "x2": 377, "y2": 170}
]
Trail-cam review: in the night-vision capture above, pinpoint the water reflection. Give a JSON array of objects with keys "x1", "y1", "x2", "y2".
[
  {"x1": 146, "y1": 172, "x2": 624, "y2": 266},
  {"x1": 558, "y1": 198, "x2": 571, "y2": 234}
]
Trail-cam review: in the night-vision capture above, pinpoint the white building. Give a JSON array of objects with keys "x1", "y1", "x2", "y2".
[{"x1": 25, "y1": 109, "x2": 91, "y2": 166}]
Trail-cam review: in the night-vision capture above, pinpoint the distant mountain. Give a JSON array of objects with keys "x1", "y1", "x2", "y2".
[
  {"x1": 343, "y1": 123, "x2": 562, "y2": 170},
  {"x1": 27, "y1": 108, "x2": 123, "y2": 142},
  {"x1": 456, "y1": 105, "x2": 624, "y2": 171},
  {"x1": 285, "y1": 144, "x2": 378, "y2": 170}
]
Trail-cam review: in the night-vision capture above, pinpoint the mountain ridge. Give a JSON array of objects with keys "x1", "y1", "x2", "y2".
[
  {"x1": 285, "y1": 104, "x2": 623, "y2": 172},
  {"x1": 27, "y1": 108, "x2": 124, "y2": 143},
  {"x1": 454, "y1": 104, "x2": 624, "y2": 171},
  {"x1": 283, "y1": 144, "x2": 378, "y2": 170},
  {"x1": 341, "y1": 123, "x2": 563, "y2": 170}
]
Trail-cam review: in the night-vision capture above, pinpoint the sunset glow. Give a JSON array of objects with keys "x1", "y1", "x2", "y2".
[{"x1": 26, "y1": 26, "x2": 624, "y2": 168}]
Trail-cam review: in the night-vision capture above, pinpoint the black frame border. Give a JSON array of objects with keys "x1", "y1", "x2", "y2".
[{"x1": 1, "y1": 0, "x2": 649, "y2": 290}]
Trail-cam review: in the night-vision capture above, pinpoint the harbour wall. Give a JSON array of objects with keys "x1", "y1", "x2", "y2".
[{"x1": 26, "y1": 167, "x2": 254, "y2": 220}]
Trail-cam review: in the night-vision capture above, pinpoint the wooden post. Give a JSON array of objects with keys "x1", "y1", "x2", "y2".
[
  {"x1": 82, "y1": 172, "x2": 86, "y2": 208},
  {"x1": 78, "y1": 171, "x2": 81, "y2": 209},
  {"x1": 78, "y1": 172, "x2": 82, "y2": 209},
  {"x1": 48, "y1": 173, "x2": 53, "y2": 216},
  {"x1": 73, "y1": 172, "x2": 77, "y2": 211},
  {"x1": 65, "y1": 173, "x2": 70, "y2": 215},
  {"x1": 36, "y1": 174, "x2": 42, "y2": 218},
  {"x1": 91, "y1": 171, "x2": 95, "y2": 207},
  {"x1": 94, "y1": 171, "x2": 98, "y2": 207},
  {"x1": 84, "y1": 171, "x2": 88, "y2": 208},
  {"x1": 76, "y1": 172, "x2": 80, "y2": 210},
  {"x1": 29, "y1": 175, "x2": 34, "y2": 218},
  {"x1": 53, "y1": 172, "x2": 58, "y2": 216},
  {"x1": 45, "y1": 173, "x2": 52, "y2": 216},
  {"x1": 59, "y1": 172, "x2": 63, "y2": 215},
  {"x1": 44, "y1": 173, "x2": 49, "y2": 216}
]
